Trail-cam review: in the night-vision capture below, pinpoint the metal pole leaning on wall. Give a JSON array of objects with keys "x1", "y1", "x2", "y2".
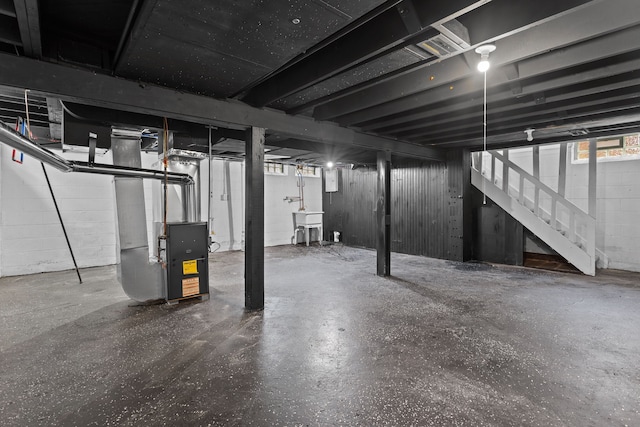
[{"x1": 41, "y1": 163, "x2": 82, "y2": 284}]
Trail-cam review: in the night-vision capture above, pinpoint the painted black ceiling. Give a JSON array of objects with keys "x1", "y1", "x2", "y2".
[{"x1": 1, "y1": 0, "x2": 640, "y2": 162}]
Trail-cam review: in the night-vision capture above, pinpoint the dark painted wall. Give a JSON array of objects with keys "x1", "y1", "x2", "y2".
[
  {"x1": 323, "y1": 150, "x2": 473, "y2": 262},
  {"x1": 470, "y1": 187, "x2": 524, "y2": 266},
  {"x1": 323, "y1": 165, "x2": 377, "y2": 249},
  {"x1": 391, "y1": 158, "x2": 448, "y2": 258}
]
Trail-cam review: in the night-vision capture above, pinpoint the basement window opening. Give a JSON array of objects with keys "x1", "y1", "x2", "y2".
[
  {"x1": 264, "y1": 162, "x2": 286, "y2": 175},
  {"x1": 572, "y1": 134, "x2": 640, "y2": 164},
  {"x1": 297, "y1": 164, "x2": 320, "y2": 178}
]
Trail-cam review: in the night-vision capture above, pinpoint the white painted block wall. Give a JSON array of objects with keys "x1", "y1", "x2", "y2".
[
  {"x1": 0, "y1": 145, "x2": 117, "y2": 276},
  {"x1": 0, "y1": 146, "x2": 323, "y2": 277},
  {"x1": 568, "y1": 158, "x2": 640, "y2": 272},
  {"x1": 202, "y1": 160, "x2": 323, "y2": 250}
]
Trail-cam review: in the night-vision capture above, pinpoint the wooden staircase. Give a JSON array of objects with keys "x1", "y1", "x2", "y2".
[{"x1": 471, "y1": 142, "x2": 597, "y2": 276}]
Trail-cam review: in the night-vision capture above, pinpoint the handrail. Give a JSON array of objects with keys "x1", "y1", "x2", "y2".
[
  {"x1": 497, "y1": 177, "x2": 594, "y2": 246},
  {"x1": 487, "y1": 150, "x2": 594, "y2": 221}
]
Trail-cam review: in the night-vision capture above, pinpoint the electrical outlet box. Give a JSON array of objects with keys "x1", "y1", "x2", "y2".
[{"x1": 220, "y1": 194, "x2": 228, "y2": 201}]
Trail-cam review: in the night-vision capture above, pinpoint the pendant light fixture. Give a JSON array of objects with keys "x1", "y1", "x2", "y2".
[
  {"x1": 475, "y1": 44, "x2": 496, "y2": 72},
  {"x1": 476, "y1": 44, "x2": 496, "y2": 204}
]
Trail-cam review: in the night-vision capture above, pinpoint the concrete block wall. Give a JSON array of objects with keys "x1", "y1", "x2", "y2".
[
  {"x1": 202, "y1": 159, "x2": 245, "y2": 251},
  {"x1": 0, "y1": 146, "x2": 323, "y2": 277},
  {"x1": 265, "y1": 167, "x2": 323, "y2": 246},
  {"x1": 502, "y1": 144, "x2": 640, "y2": 272},
  {"x1": 568, "y1": 158, "x2": 640, "y2": 272},
  {"x1": 201, "y1": 160, "x2": 323, "y2": 250},
  {"x1": 0, "y1": 145, "x2": 117, "y2": 276}
]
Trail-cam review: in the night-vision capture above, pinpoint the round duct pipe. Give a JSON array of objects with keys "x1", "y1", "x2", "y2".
[{"x1": 112, "y1": 136, "x2": 165, "y2": 302}]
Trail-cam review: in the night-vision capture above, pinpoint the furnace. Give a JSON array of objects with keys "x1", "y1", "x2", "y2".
[{"x1": 165, "y1": 222, "x2": 210, "y2": 302}]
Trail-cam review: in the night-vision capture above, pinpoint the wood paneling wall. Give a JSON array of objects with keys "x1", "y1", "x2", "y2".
[{"x1": 323, "y1": 150, "x2": 473, "y2": 261}]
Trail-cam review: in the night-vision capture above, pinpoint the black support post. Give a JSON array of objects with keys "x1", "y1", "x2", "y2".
[
  {"x1": 446, "y1": 149, "x2": 474, "y2": 262},
  {"x1": 245, "y1": 127, "x2": 265, "y2": 310},
  {"x1": 376, "y1": 151, "x2": 391, "y2": 276}
]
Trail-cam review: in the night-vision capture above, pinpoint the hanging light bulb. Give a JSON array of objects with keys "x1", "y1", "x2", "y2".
[
  {"x1": 475, "y1": 44, "x2": 496, "y2": 73},
  {"x1": 475, "y1": 44, "x2": 496, "y2": 205},
  {"x1": 477, "y1": 57, "x2": 490, "y2": 73}
]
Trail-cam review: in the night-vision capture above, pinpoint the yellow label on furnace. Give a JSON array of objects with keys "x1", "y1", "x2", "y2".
[
  {"x1": 182, "y1": 259, "x2": 198, "y2": 275},
  {"x1": 182, "y1": 277, "x2": 200, "y2": 297}
]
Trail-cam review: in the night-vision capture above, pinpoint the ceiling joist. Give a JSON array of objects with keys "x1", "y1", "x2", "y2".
[
  {"x1": 12, "y1": 0, "x2": 41, "y2": 57},
  {"x1": 0, "y1": 53, "x2": 445, "y2": 161},
  {"x1": 313, "y1": 0, "x2": 636, "y2": 122},
  {"x1": 240, "y1": 0, "x2": 485, "y2": 108}
]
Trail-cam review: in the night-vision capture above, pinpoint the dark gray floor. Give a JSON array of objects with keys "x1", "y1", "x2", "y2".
[{"x1": 1, "y1": 245, "x2": 639, "y2": 426}]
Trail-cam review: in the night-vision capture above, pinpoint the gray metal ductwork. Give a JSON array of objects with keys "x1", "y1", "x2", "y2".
[
  {"x1": 166, "y1": 157, "x2": 199, "y2": 223},
  {"x1": 112, "y1": 137, "x2": 165, "y2": 302},
  {"x1": 0, "y1": 121, "x2": 73, "y2": 172},
  {"x1": 0, "y1": 121, "x2": 194, "y2": 185},
  {"x1": 0, "y1": 120, "x2": 200, "y2": 302},
  {"x1": 73, "y1": 162, "x2": 193, "y2": 185}
]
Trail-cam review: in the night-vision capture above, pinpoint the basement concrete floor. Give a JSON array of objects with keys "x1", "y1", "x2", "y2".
[{"x1": 1, "y1": 245, "x2": 639, "y2": 426}]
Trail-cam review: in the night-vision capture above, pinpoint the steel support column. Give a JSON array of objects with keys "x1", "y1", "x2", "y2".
[
  {"x1": 376, "y1": 151, "x2": 391, "y2": 276},
  {"x1": 245, "y1": 127, "x2": 265, "y2": 310}
]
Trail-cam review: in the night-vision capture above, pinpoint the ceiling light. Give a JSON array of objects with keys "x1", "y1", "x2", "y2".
[
  {"x1": 326, "y1": 161, "x2": 334, "y2": 168},
  {"x1": 525, "y1": 128, "x2": 535, "y2": 142},
  {"x1": 475, "y1": 44, "x2": 496, "y2": 73}
]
